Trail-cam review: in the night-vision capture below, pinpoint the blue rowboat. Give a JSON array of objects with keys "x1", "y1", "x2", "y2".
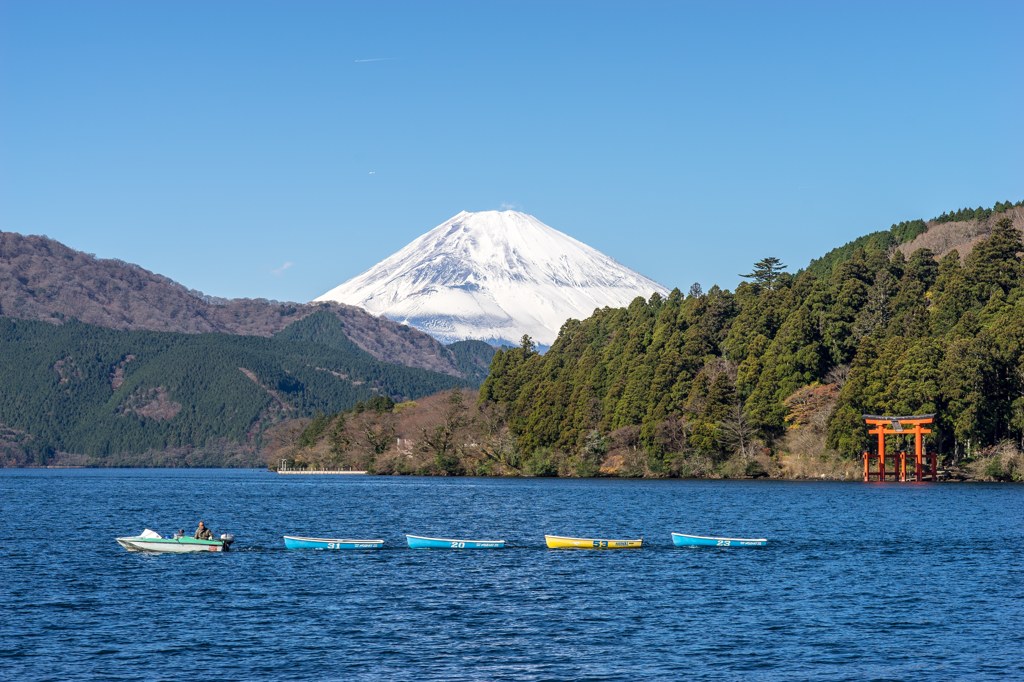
[
  {"x1": 405, "y1": 534, "x2": 505, "y2": 549},
  {"x1": 283, "y1": 535, "x2": 384, "y2": 550},
  {"x1": 671, "y1": 532, "x2": 767, "y2": 548}
]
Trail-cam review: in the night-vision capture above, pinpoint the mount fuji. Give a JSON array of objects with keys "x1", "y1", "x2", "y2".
[{"x1": 314, "y1": 210, "x2": 669, "y2": 347}]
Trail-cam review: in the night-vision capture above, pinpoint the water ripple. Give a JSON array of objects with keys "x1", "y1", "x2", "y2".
[{"x1": 1, "y1": 471, "x2": 1022, "y2": 680}]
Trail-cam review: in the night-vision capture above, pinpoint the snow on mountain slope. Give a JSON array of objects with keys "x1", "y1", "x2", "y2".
[{"x1": 314, "y1": 210, "x2": 669, "y2": 346}]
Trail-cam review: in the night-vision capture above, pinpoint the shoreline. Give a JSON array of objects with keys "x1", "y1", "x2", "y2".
[{"x1": 0, "y1": 465, "x2": 1004, "y2": 483}]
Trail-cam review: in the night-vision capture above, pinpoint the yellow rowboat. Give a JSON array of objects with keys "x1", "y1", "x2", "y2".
[{"x1": 544, "y1": 535, "x2": 643, "y2": 550}]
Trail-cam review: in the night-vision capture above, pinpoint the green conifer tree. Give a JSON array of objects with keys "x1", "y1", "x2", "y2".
[{"x1": 741, "y1": 257, "x2": 787, "y2": 290}]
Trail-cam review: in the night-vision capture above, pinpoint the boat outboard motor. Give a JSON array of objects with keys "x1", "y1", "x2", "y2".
[{"x1": 220, "y1": 533, "x2": 235, "y2": 550}]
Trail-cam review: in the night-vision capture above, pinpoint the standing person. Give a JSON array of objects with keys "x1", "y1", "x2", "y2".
[{"x1": 194, "y1": 520, "x2": 213, "y2": 540}]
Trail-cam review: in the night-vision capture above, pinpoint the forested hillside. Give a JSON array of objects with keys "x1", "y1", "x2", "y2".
[
  {"x1": 281, "y1": 202, "x2": 1024, "y2": 480},
  {"x1": 0, "y1": 311, "x2": 469, "y2": 466},
  {"x1": 477, "y1": 205, "x2": 1024, "y2": 478}
]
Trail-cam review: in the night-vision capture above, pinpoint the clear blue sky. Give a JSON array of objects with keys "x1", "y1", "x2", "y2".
[{"x1": 2, "y1": 1, "x2": 1021, "y2": 302}]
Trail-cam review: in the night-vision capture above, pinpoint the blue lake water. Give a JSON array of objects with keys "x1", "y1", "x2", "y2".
[{"x1": 1, "y1": 470, "x2": 1022, "y2": 681}]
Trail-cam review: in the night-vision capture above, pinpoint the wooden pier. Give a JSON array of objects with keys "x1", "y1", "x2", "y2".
[
  {"x1": 276, "y1": 470, "x2": 368, "y2": 475},
  {"x1": 276, "y1": 460, "x2": 367, "y2": 475}
]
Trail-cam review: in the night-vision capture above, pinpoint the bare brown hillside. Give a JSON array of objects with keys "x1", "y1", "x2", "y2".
[
  {"x1": 898, "y1": 206, "x2": 1024, "y2": 259},
  {"x1": 264, "y1": 390, "x2": 517, "y2": 475},
  {"x1": 0, "y1": 231, "x2": 466, "y2": 377},
  {"x1": 266, "y1": 389, "x2": 782, "y2": 478}
]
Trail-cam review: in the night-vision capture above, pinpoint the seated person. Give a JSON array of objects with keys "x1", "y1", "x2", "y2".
[{"x1": 194, "y1": 520, "x2": 214, "y2": 540}]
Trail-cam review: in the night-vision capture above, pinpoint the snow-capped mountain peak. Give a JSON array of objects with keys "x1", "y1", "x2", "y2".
[{"x1": 314, "y1": 210, "x2": 668, "y2": 346}]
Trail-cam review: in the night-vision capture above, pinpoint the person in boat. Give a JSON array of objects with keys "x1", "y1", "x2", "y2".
[{"x1": 194, "y1": 521, "x2": 214, "y2": 540}]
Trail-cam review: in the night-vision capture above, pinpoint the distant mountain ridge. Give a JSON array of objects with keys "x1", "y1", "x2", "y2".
[
  {"x1": 314, "y1": 210, "x2": 669, "y2": 346},
  {"x1": 0, "y1": 312, "x2": 472, "y2": 467},
  {"x1": 0, "y1": 231, "x2": 480, "y2": 378},
  {"x1": 897, "y1": 205, "x2": 1024, "y2": 260},
  {"x1": 807, "y1": 203, "x2": 1024, "y2": 277},
  {"x1": 0, "y1": 231, "x2": 496, "y2": 466}
]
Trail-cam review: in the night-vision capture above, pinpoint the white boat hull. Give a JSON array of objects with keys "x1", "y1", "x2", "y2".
[
  {"x1": 117, "y1": 537, "x2": 227, "y2": 553},
  {"x1": 116, "y1": 529, "x2": 233, "y2": 553}
]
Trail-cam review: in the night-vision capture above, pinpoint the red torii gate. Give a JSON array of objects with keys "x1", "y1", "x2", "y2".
[{"x1": 862, "y1": 414, "x2": 937, "y2": 482}]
